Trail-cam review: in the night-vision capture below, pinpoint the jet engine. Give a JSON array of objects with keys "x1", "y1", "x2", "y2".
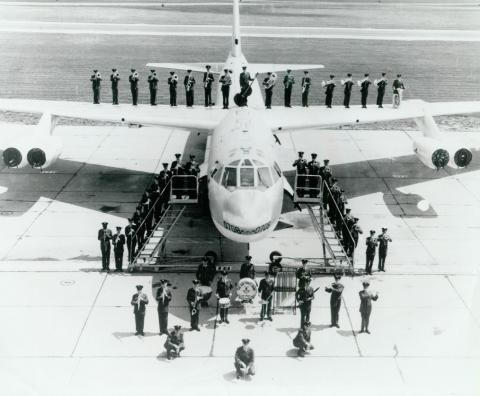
[
  {"x1": 447, "y1": 144, "x2": 472, "y2": 168},
  {"x1": 412, "y1": 137, "x2": 450, "y2": 170},
  {"x1": 2, "y1": 137, "x2": 31, "y2": 168},
  {"x1": 3, "y1": 135, "x2": 62, "y2": 169}
]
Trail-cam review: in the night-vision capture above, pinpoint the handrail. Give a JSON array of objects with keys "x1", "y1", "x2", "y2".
[
  {"x1": 321, "y1": 180, "x2": 355, "y2": 269},
  {"x1": 305, "y1": 205, "x2": 337, "y2": 262},
  {"x1": 294, "y1": 174, "x2": 322, "y2": 196}
]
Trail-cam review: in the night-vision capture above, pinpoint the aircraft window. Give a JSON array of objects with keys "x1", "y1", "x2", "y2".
[
  {"x1": 213, "y1": 166, "x2": 223, "y2": 183},
  {"x1": 229, "y1": 160, "x2": 240, "y2": 166},
  {"x1": 240, "y1": 168, "x2": 254, "y2": 187},
  {"x1": 222, "y1": 167, "x2": 237, "y2": 189},
  {"x1": 273, "y1": 162, "x2": 282, "y2": 177},
  {"x1": 257, "y1": 167, "x2": 273, "y2": 189},
  {"x1": 242, "y1": 159, "x2": 253, "y2": 166},
  {"x1": 271, "y1": 162, "x2": 282, "y2": 183}
]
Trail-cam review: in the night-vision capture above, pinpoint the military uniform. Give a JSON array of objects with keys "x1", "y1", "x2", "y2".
[
  {"x1": 262, "y1": 73, "x2": 275, "y2": 109},
  {"x1": 90, "y1": 70, "x2": 101, "y2": 104},
  {"x1": 365, "y1": 232, "x2": 378, "y2": 275},
  {"x1": 258, "y1": 274, "x2": 275, "y2": 321},
  {"x1": 234, "y1": 343, "x2": 255, "y2": 378},
  {"x1": 324, "y1": 75, "x2": 335, "y2": 108},
  {"x1": 216, "y1": 275, "x2": 233, "y2": 323},
  {"x1": 186, "y1": 281, "x2": 201, "y2": 331},
  {"x1": 156, "y1": 282, "x2": 172, "y2": 334},
  {"x1": 343, "y1": 75, "x2": 354, "y2": 108},
  {"x1": 125, "y1": 220, "x2": 137, "y2": 263},
  {"x1": 168, "y1": 72, "x2": 178, "y2": 106},
  {"x1": 393, "y1": 75, "x2": 405, "y2": 107},
  {"x1": 148, "y1": 70, "x2": 159, "y2": 105},
  {"x1": 293, "y1": 324, "x2": 313, "y2": 356},
  {"x1": 325, "y1": 277, "x2": 344, "y2": 327},
  {"x1": 301, "y1": 72, "x2": 311, "y2": 107},
  {"x1": 131, "y1": 286, "x2": 148, "y2": 335},
  {"x1": 112, "y1": 229, "x2": 125, "y2": 271},
  {"x1": 184, "y1": 72, "x2": 195, "y2": 107},
  {"x1": 296, "y1": 264, "x2": 311, "y2": 289},
  {"x1": 239, "y1": 258, "x2": 256, "y2": 280},
  {"x1": 377, "y1": 229, "x2": 392, "y2": 272},
  {"x1": 110, "y1": 69, "x2": 120, "y2": 105},
  {"x1": 203, "y1": 66, "x2": 215, "y2": 107},
  {"x1": 376, "y1": 74, "x2": 387, "y2": 108},
  {"x1": 296, "y1": 284, "x2": 315, "y2": 328},
  {"x1": 348, "y1": 221, "x2": 363, "y2": 258},
  {"x1": 360, "y1": 74, "x2": 371, "y2": 108},
  {"x1": 129, "y1": 70, "x2": 139, "y2": 105},
  {"x1": 97, "y1": 223, "x2": 112, "y2": 270},
  {"x1": 164, "y1": 327, "x2": 185, "y2": 359},
  {"x1": 196, "y1": 262, "x2": 215, "y2": 286},
  {"x1": 239, "y1": 68, "x2": 254, "y2": 92},
  {"x1": 307, "y1": 154, "x2": 321, "y2": 197},
  {"x1": 283, "y1": 71, "x2": 295, "y2": 107},
  {"x1": 359, "y1": 285, "x2": 378, "y2": 333},
  {"x1": 219, "y1": 70, "x2": 232, "y2": 109},
  {"x1": 293, "y1": 152, "x2": 307, "y2": 197}
]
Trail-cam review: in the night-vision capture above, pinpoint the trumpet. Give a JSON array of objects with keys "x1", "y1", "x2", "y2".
[
  {"x1": 173, "y1": 74, "x2": 178, "y2": 81},
  {"x1": 191, "y1": 289, "x2": 201, "y2": 315},
  {"x1": 204, "y1": 76, "x2": 212, "y2": 89}
]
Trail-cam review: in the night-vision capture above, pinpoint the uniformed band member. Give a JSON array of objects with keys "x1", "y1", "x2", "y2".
[
  {"x1": 219, "y1": 69, "x2": 232, "y2": 109},
  {"x1": 184, "y1": 70, "x2": 195, "y2": 107},
  {"x1": 293, "y1": 151, "x2": 307, "y2": 197},
  {"x1": 283, "y1": 69, "x2": 295, "y2": 107},
  {"x1": 365, "y1": 230, "x2": 377, "y2": 275},
  {"x1": 110, "y1": 68, "x2": 120, "y2": 105},
  {"x1": 296, "y1": 277, "x2": 315, "y2": 328},
  {"x1": 98, "y1": 221, "x2": 112, "y2": 271},
  {"x1": 377, "y1": 227, "x2": 392, "y2": 272},
  {"x1": 112, "y1": 226, "x2": 125, "y2": 271},
  {"x1": 262, "y1": 72, "x2": 275, "y2": 109},
  {"x1": 196, "y1": 256, "x2": 215, "y2": 307},
  {"x1": 131, "y1": 285, "x2": 148, "y2": 336},
  {"x1": 325, "y1": 273, "x2": 344, "y2": 328},
  {"x1": 258, "y1": 271, "x2": 274, "y2": 321},
  {"x1": 234, "y1": 338, "x2": 255, "y2": 380},
  {"x1": 156, "y1": 279, "x2": 172, "y2": 335},
  {"x1": 203, "y1": 65, "x2": 214, "y2": 107},
  {"x1": 168, "y1": 71, "x2": 178, "y2": 106},
  {"x1": 125, "y1": 218, "x2": 136, "y2": 263},
  {"x1": 376, "y1": 73, "x2": 387, "y2": 108},
  {"x1": 239, "y1": 255, "x2": 255, "y2": 279},
  {"x1": 348, "y1": 217, "x2": 363, "y2": 258},
  {"x1": 393, "y1": 74, "x2": 405, "y2": 106},
  {"x1": 90, "y1": 69, "x2": 102, "y2": 104},
  {"x1": 296, "y1": 259, "x2": 311, "y2": 289},
  {"x1": 164, "y1": 325, "x2": 185, "y2": 360},
  {"x1": 239, "y1": 65, "x2": 254, "y2": 100},
  {"x1": 359, "y1": 281, "x2": 378, "y2": 334},
  {"x1": 186, "y1": 279, "x2": 201, "y2": 331},
  {"x1": 293, "y1": 321, "x2": 314, "y2": 357},
  {"x1": 307, "y1": 153, "x2": 321, "y2": 197},
  {"x1": 343, "y1": 73, "x2": 354, "y2": 108},
  {"x1": 301, "y1": 70, "x2": 311, "y2": 107},
  {"x1": 359, "y1": 73, "x2": 371, "y2": 108},
  {"x1": 129, "y1": 69, "x2": 139, "y2": 106},
  {"x1": 148, "y1": 69, "x2": 159, "y2": 106},
  {"x1": 216, "y1": 270, "x2": 233, "y2": 324},
  {"x1": 323, "y1": 74, "x2": 335, "y2": 108}
]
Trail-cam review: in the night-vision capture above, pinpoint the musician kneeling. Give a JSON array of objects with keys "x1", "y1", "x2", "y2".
[
  {"x1": 293, "y1": 321, "x2": 314, "y2": 357},
  {"x1": 234, "y1": 338, "x2": 255, "y2": 380},
  {"x1": 164, "y1": 325, "x2": 185, "y2": 360},
  {"x1": 258, "y1": 271, "x2": 274, "y2": 321},
  {"x1": 216, "y1": 270, "x2": 233, "y2": 324}
]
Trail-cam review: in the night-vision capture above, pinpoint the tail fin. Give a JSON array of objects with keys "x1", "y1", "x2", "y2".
[{"x1": 231, "y1": 0, "x2": 242, "y2": 57}]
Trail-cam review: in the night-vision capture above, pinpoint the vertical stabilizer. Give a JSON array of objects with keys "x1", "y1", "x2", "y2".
[{"x1": 232, "y1": 0, "x2": 242, "y2": 57}]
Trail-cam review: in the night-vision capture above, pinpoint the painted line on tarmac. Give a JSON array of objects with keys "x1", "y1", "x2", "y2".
[{"x1": 1, "y1": 22, "x2": 480, "y2": 41}]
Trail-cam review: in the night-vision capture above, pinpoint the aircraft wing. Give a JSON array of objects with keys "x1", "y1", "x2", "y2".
[
  {"x1": 146, "y1": 63, "x2": 225, "y2": 74},
  {"x1": 0, "y1": 99, "x2": 226, "y2": 132},
  {"x1": 264, "y1": 100, "x2": 480, "y2": 132},
  {"x1": 249, "y1": 64, "x2": 324, "y2": 74}
]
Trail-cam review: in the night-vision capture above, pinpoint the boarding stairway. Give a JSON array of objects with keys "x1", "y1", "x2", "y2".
[
  {"x1": 128, "y1": 175, "x2": 199, "y2": 271},
  {"x1": 293, "y1": 174, "x2": 355, "y2": 274}
]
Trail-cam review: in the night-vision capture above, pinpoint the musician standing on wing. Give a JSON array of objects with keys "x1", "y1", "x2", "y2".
[
  {"x1": 184, "y1": 69, "x2": 196, "y2": 107},
  {"x1": 156, "y1": 279, "x2": 172, "y2": 335},
  {"x1": 283, "y1": 69, "x2": 295, "y2": 107},
  {"x1": 216, "y1": 270, "x2": 233, "y2": 324},
  {"x1": 301, "y1": 70, "x2": 311, "y2": 107},
  {"x1": 219, "y1": 69, "x2": 232, "y2": 109},
  {"x1": 112, "y1": 226, "x2": 125, "y2": 272},
  {"x1": 90, "y1": 69, "x2": 102, "y2": 104},
  {"x1": 186, "y1": 279, "x2": 201, "y2": 331},
  {"x1": 239, "y1": 65, "x2": 254, "y2": 104},
  {"x1": 375, "y1": 72, "x2": 387, "y2": 108},
  {"x1": 258, "y1": 271, "x2": 275, "y2": 321},
  {"x1": 203, "y1": 65, "x2": 215, "y2": 107},
  {"x1": 393, "y1": 74, "x2": 405, "y2": 107},
  {"x1": 97, "y1": 221, "x2": 112, "y2": 271},
  {"x1": 323, "y1": 74, "x2": 336, "y2": 108},
  {"x1": 262, "y1": 72, "x2": 275, "y2": 109},
  {"x1": 295, "y1": 277, "x2": 315, "y2": 328},
  {"x1": 148, "y1": 69, "x2": 159, "y2": 106},
  {"x1": 110, "y1": 68, "x2": 120, "y2": 105},
  {"x1": 168, "y1": 71, "x2": 178, "y2": 106},
  {"x1": 129, "y1": 69, "x2": 139, "y2": 106},
  {"x1": 359, "y1": 73, "x2": 371, "y2": 109},
  {"x1": 342, "y1": 73, "x2": 354, "y2": 108}
]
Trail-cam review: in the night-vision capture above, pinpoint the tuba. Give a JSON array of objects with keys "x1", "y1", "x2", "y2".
[{"x1": 264, "y1": 73, "x2": 277, "y2": 89}]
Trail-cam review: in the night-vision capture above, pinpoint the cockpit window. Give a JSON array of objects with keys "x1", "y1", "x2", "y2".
[
  {"x1": 253, "y1": 160, "x2": 264, "y2": 166},
  {"x1": 257, "y1": 167, "x2": 273, "y2": 189},
  {"x1": 272, "y1": 162, "x2": 282, "y2": 182},
  {"x1": 240, "y1": 168, "x2": 254, "y2": 187},
  {"x1": 228, "y1": 160, "x2": 240, "y2": 166},
  {"x1": 213, "y1": 166, "x2": 223, "y2": 183},
  {"x1": 222, "y1": 167, "x2": 237, "y2": 189},
  {"x1": 242, "y1": 159, "x2": 253, "y2": 166}
]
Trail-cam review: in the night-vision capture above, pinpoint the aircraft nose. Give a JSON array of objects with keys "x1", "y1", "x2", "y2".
[{"x1": 223, "y1": 190, "x2": 271, "y2": 229}]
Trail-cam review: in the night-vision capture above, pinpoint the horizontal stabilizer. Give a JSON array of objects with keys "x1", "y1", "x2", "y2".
[
  {"x1": 146, "y1": 62, "x2": 224, "y2": 74},
  {"x1": 249, "y1": 64, "x2": 324, "y2": 74}
]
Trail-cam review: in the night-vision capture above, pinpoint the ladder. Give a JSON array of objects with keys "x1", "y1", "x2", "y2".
[{"x1": 130, "y1": 205, "x2": 186, "y2": 271}]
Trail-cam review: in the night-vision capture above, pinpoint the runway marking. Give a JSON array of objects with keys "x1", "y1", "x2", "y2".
[{"x1": 1, "y1": 21, "x2": 480, "y2": 41}]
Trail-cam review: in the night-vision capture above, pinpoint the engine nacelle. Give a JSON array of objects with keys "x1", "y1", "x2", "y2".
[
  {"x1": 447, "y1": 144, "x2": 472, "y2": 169},
  {"x1": 2, "y1": 135, "x2": 62, "y2": 169},
  {"x1": 2, "y1": 137, "x2": 31, "y2": 168},
  {"x1": 413, "y1": 137, "x2": 450, "y2": 170}
]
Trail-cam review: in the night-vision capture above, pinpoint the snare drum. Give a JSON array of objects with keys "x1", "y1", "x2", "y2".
[
  {"x1": 218, "y1": 297, "x2": 231, "y2": 309},
  {"x1": 198, "y1": 285, "x2": 212, "y2": 302},
  {"x1": 237, "y1": 278, "x2": 257, "y2": 303}
]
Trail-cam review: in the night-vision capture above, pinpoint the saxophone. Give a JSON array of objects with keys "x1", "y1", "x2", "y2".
[
  {"x1": 302, "y1": 77, "x2": 309, "y2": 93},
  {"x1": 186, "y1": 76, "x2": 193, "y2": 92}
]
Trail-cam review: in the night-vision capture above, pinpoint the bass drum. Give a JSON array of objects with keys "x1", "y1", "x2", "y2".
[{"x1": 237, "y1": 278, "x2": 257, "y2": 303}]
